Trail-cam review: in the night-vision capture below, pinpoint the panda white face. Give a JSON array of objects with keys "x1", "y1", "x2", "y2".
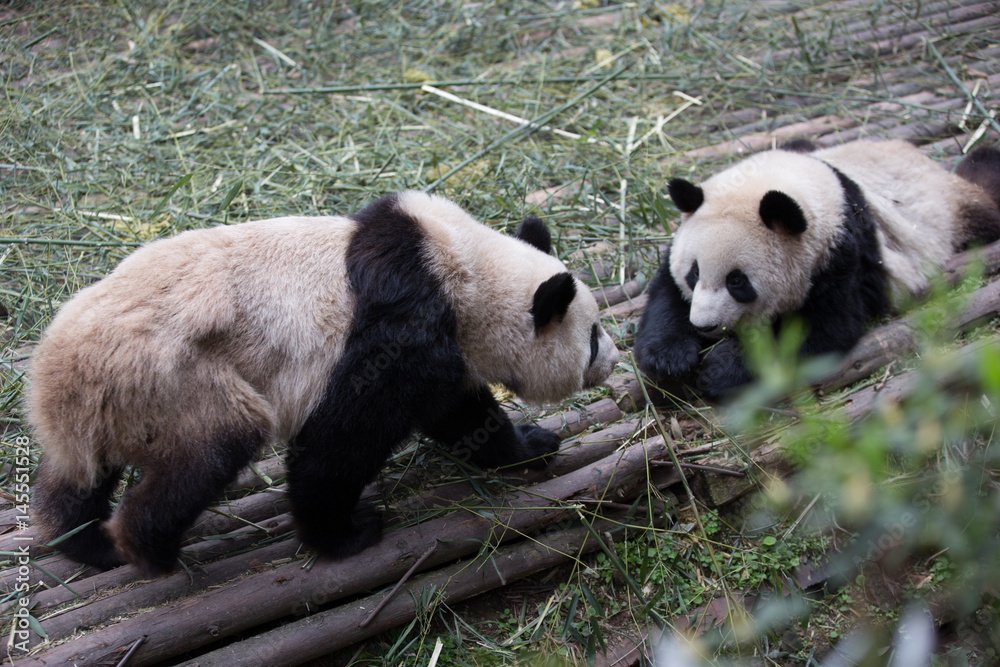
[
  {"x1": 684, "y1": 258, "x2": 758, "y2": 336},
  {"x1": 666, "y1": 150, "x2": 847, "y2": 336},
  {"x1": 670, "y1": 227, "x2": 769, "y2": 337}
]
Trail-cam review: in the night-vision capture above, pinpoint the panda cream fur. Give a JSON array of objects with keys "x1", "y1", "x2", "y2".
[
  {"x1": 27, "y1": 191, "x2": 618, "y2": 576},
  {"x1": 635, "y1": 139, "x2": 1000, "y2": 399}
]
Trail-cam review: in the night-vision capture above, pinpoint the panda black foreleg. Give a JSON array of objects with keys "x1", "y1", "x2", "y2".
[
  {"x1": 696, "y1": 338, "x2": 753, "y2": 400},
  {"x1": 284, "y1": 369, "x2": 421, "y2": 559},
  {"x1": 286, "y1": 309, "x2": 468, "y2": 559},
  {"x1": 697, "y1": 302, "x2": 868, "y2": 401},
  {"x1": 286, "y1": 198, "x2": 475, "y2": 551},
  {"x1": 284, "y1": 415, "x2": 394, "y2": 560},
  {"x1": 634, "y1": 245, "x2": 704, "y2": 384},
  {"x1": 695, "y1": 308, "x2": 869, "y2": 401},
  {"x1": 697, "y1": 278, "x2": 873, "y2": 401},
  {"x1": 287, "y1": 399, "x2": 478, "y2": 559},
  {"x1": 420, "y1": 387, "x2": 560, "y2": 471}
]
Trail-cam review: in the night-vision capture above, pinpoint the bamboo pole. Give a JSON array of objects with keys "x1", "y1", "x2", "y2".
[
  {"x1": 22, "y1": 436, "x2": 681, "y2": 665},
  {"x1": 180, "y1": 524, "x2": 608, "y2": 667}
]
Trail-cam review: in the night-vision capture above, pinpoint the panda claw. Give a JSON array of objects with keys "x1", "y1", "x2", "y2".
[
  {"x1": 636, "y1": 336, "x2": 701, "y2": 383},
  {"x1": 301, "y1": 500, "x2": 383, "y2": 561},
  {"x1": 512, "y1": 423, "x2": 561, "y2": 470},
  {"x1": 696, "y1": 339, "x2": 751, "y2": 400}
]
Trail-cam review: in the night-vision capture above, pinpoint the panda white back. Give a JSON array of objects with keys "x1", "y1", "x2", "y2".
[
  {"x1": 31, "y1": 218, "x2": 361, "y2": 455},
  {"x1": 214, "y1": 217, "x2": 358, "y2": 440},
  {"x1": 816, "y1": 140, "x2": 984, "y2": 299}
]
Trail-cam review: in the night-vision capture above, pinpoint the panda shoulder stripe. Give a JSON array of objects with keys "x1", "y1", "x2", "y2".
[
  {"x1": 824, "y1": 165, "x2": 870, "y2": 228},
  {"x1": 808, "y1": 160, "x2": 885, "y2": 265},
  {"x1": 347, "y1": 192, "x2": 446, "y2": 299},
  {"x1": 350, "y1": 192, "x2": 406, "y2": 229}
]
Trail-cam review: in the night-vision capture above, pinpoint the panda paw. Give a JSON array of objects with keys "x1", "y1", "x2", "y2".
[
  {"x1": 635, "y1": 334, "x2": 701, "y2": 383},
  {"x1": 300, "y1": 500, "x2": 383, "y2": 560},
  {"x1": 511, "y1": 423, "x2": 561, "y2": 470},
  {"x1": 468, "y1": 423, "x2": 560, "y2": 470},
  {"x1": 696, "y1": 339, "x2": 752, "y2": 400}
]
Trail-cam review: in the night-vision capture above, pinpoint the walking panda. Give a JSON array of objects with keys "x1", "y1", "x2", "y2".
[
  {"x1": 635, "y1": 139, "x2": 1000, "y2": 399},
  {"x1": 27, "y1": 191, "x2": 619, "y2": 576}
]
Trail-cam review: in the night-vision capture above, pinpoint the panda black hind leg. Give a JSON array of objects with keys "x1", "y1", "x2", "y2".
[
  {"x1": 106, "y1": 431, "x2": 264, "y2": 576},
  {"x1": 33, "y1": 458, "x2": 124, "y2": 571},
  {"x1": 419, "y1": 386, "x2": 560, "y2": 471},
  {"x1": 955, "y1": 145, "x2": 1000, "y2": 246},
  {"x1": 956, "y1": 144, "x2": 1000, "y2": 211}
]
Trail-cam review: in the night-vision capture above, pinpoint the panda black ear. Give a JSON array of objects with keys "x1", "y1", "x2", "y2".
[
  {"x1": 531, "y1": 272, "x2": 576, "y2": 332},
  {"x1": 667, "y1": 179, "x2": 704, "y2": 214},
  {"x1": 782, "y1": 138, "x2": 818, "y2": 153},
  {"x1": 515, "y1": 215, "x2": 552, "y2": 255},
  {"x1": 760, "y1": 190, "x2": 808, "y2": 235}
]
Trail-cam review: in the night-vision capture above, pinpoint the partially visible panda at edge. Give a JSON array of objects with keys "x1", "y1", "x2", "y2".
[
  {"x1": 634, "y1": 139, "x2": 1000, "y2": 400},
  {"x1": 27, "y1": 191, "x2": 619, "y2": 576}
]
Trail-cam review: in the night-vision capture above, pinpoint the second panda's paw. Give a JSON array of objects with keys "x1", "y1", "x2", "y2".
[
  {"x1": 512, "y1": 423, "x2": 561, "y2": 470},
  {"x1": 635, "y1": 334, "x2": 701, "y2": 383},
  {"x1": 696, "y1": 339, "x2": 752, "y2": 400}
]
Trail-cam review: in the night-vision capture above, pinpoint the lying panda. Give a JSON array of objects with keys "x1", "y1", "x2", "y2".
[
  {"x1": 27, "y1": 191, "x2": 619, "y2": 576},
  {"x1": 635, "y1": 139, "x2": 1000, "y2": 399}
]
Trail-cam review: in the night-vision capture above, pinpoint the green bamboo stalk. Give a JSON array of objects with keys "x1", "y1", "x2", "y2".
[
  {"x1": 268, "y1": 70, "x2": 665, "y2": 96},
  {"x1": 927, "y1": 40, "x2": 1000, "y2": 137},
  {"x1": 425, "y1": 64, "x2": 632, "y2": 193},
  {"x1": 0, "y1": 238, "x2": 141, "y2": 247}
]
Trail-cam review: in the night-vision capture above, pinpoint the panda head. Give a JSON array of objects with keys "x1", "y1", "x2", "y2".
[
  {"x1": 505, "y1": 215, "x2": 619, "y2": 404},
  {"x1": 665, "y1": 150, "x2": 844, "y2": 337},
  {"x1": 394, "y1": 192, "x2": 618, "y2": 405}
]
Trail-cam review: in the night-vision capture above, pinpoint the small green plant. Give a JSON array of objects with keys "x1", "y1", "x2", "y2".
[{"x1": 713, "y1": 280, "x2": 1000, "y2": 661}]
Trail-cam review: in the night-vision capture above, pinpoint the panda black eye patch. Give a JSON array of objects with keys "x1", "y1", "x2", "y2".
[
  {"x1": 726, "y1": 269, "x2": 757, "y2": 303},
  {"x1": 685, "y1": 261, "x2": 699, "y2": 290}
]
